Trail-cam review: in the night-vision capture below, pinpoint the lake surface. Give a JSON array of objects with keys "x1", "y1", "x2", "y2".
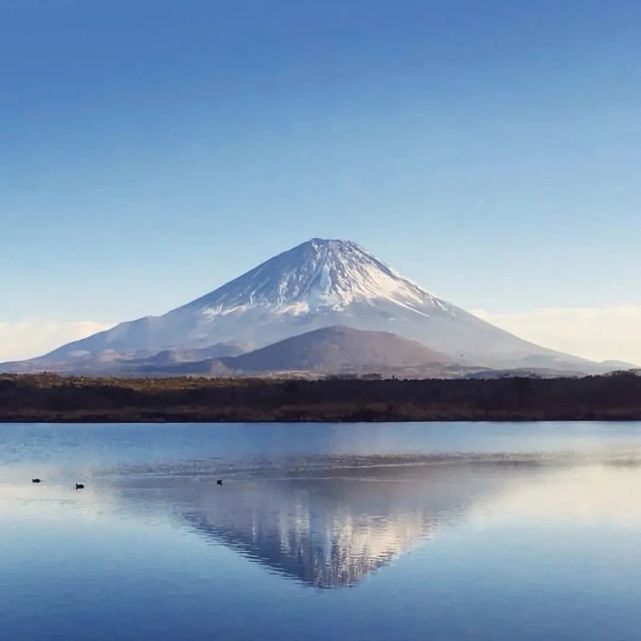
[{"x1": 2, "y1": 422, "x2": 641, "y2": 640}]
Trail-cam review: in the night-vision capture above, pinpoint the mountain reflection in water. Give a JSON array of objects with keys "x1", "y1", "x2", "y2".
[
  {"x1": 117, "y1": 460, "x2": 523, "y2": 588},
  {"x1": 5, "y1": 423, "x2": 641, "y2": 641}
]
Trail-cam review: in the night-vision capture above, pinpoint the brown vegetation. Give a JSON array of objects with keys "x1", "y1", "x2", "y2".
[{"x1": 0, "y1": 372, "x2": 640, "y2": 422}]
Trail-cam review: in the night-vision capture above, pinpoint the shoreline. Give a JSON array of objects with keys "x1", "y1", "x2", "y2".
[
  {"x1": 2, "y1": 418, "x2": 641, "y2": 423},
  {"x1": 1, "y1": 372, "x2": 640, "y2": 423}
]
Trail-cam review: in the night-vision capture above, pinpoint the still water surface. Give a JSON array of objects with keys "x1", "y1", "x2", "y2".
[{"x1": 2, "y1": 422, "x2": 641, "y2": 640}]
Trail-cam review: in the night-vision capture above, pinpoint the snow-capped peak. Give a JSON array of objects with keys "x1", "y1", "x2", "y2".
[{"x1": 184, "y1": 238, "x2": 446, "y2": 318}]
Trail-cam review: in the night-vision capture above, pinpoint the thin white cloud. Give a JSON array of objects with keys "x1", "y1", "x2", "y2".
[
  {"x1": 472, "y1": 305, "x2": 641, "y2": 365},
  {"x1": 0, "y1": 319, "x2": 112, "y2": 362}
]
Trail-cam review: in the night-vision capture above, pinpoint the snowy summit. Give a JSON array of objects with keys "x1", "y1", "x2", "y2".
[{"x1": 185, "y1": 238, "x2": 450, "y2": 318}]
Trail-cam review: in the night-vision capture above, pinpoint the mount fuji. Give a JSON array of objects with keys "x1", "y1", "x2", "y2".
[{"x1": 2, "y1": 238, "x2": 618, "y2": 374}]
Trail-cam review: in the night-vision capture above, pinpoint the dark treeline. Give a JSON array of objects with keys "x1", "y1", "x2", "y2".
[{"x1": 1, "y1": 372, "x2": 640, "y2": 422}]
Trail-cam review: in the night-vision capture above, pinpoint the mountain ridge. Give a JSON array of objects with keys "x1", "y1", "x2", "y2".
[
  {"x1": 222, "y1": 325, "x2": 448, "y2": 373},
  {"x1": 1, "y1": 238, "x2": 629, "y2": 375}
]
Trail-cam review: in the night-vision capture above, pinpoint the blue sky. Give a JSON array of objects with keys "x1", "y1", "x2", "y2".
[{"x1": 1, "y1": 1, "x2": 640, "y2": 361}]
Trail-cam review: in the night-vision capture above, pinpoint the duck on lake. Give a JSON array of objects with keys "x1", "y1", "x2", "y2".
[
  {"x1": 32, "y1": 478, "x2": 41, "y2": 483},
  {"x1": 75, "y1": 483, "x2": 85, "y2": 490},
  {"x1": 217, "y1": 479, "x2": 223, "y2": 485}
]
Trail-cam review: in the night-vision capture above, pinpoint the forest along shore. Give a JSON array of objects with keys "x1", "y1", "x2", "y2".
[{"x1": 0, "y1": 373, "x2": 640, "y2": 422}]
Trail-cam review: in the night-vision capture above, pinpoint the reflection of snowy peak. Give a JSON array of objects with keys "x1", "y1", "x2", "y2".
[
  {"x1": 6, "y1": 238, "x2": 608, "y2": 373},
  {"x1": 142, "y1": 461, "x2": 513, "y2": 588},
  {"x1": 186, "y1": 485, "x2": 431, "y2": 588},
  {"x1": 182, "y1": 238, "x2": 451, "y2": 318}
]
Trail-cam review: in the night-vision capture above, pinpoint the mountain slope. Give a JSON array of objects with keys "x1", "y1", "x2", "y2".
[
  {"x1": 1, "y1": 238, "x2": 618, "y2": 373},
  {"x1": 0, "y1": 342, "x2": 248, "y2": 375},
  {"x1": 221, "y1": 325, "x2": 448, "y2": 373}
]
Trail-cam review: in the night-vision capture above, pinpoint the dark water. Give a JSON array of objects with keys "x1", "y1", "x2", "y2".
[{"x1": 2, "y1": 422, "x2": 641, "y2": 640}]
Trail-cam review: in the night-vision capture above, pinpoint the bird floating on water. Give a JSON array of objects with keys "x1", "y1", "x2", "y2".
[
  {"x1": 217, "y1": 479, "x2": 223, "y2": 485},
  {"x1": 75, "y1": 483, "x2": 85, "y2": 490},
  {"x1": 32, "y1": 478, "x2": 41, "y2": 483}
]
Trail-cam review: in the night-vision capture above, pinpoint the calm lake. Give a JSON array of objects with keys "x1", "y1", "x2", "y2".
[{"x1": 2, "y1": 422, "x2": 641, "y2": 640}]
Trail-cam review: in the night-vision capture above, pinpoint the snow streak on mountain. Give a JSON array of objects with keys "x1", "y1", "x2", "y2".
[{"x1": 183, "y1": 238, "x2": 453, "y2": 319}]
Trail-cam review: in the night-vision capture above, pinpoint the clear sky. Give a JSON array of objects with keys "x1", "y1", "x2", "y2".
[{"x1": 1, "y1": 1, "x2": 640, "y2": 362}]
